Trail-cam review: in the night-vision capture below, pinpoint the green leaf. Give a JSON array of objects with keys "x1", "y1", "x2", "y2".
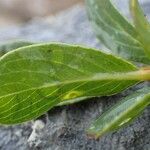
[
  {"x1": 0, "y1": 41, "x2": 33, "y2": 57},
  {"x1": 87, "y1": 87, "x2": 150, "y2": 139},
  {"x1": 0, "y1": 43, "x2": 141, "y2": 124},
  {"x1": 86, "y1": 0, "x2": 150, "y2": 64},
  {"x1": 130, "y1": 0, "x2": 150, "y2": 58}
]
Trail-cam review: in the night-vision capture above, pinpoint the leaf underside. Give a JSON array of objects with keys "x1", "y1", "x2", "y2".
[
  {"x1": 86, "y1": 0, "x2": 150, "y2": 64},
  {"x1": 87, "y1": 87, "x2": 150, "y2": 139},
  {"x1": 0, "y1": 43, "x2": 138, "y2": 124}
]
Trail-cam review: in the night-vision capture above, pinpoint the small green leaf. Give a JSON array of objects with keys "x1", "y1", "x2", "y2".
[
  {"x1": 0, "y1": 40, "x2": 33, "y2": 57},
  {"x1": 0, "y1": 43, "x2": 142, "y2": 124},
  {"x1": 86, "y1": 0, "x2": 150, "y2": 64},
  {"x1": 130, "y1": 0, "x2": 150, "y2": 58},
  {"x1": 87, "y1": 87, "x2": 150, "y2": 139}
]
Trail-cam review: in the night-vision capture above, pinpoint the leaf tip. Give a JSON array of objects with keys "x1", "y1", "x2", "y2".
[{"x1": 86, "y1": 126, "x2": 102, "y2": 140}]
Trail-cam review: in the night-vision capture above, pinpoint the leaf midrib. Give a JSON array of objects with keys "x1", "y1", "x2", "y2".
[{"x1": 0, "y1": 71, "x2": 142, "y2": 99}]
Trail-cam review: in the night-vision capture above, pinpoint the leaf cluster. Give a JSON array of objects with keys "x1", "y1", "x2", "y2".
[{"x1": 0, "y1": 0, "x2": 150, "y2": 139}]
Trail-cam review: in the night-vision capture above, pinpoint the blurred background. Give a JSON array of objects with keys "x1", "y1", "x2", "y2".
[{"x1": 0, "y1": 0, "x2": 83, "y2": 27}]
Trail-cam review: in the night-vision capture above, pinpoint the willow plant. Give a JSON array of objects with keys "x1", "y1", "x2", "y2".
[{"x1": 0, "y1": 0, "x2": 150, "y2": 139}]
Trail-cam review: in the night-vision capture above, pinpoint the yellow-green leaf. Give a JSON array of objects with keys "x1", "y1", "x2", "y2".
[{"x1": 0, "y1": 43, "x2": 146, "y2": 124}]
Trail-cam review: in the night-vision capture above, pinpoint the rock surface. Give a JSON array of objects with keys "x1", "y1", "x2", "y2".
[
  {"x1": 0, "y1": 1, "x2": 150, "y2": 150},
  {"x1": 0, "y1": 0, "x2": 82, "y2": 26}
]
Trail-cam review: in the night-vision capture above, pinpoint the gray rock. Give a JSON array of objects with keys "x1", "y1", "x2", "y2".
[{"x1": 0, "y1": 1, "x2": 150, "y2": 150}]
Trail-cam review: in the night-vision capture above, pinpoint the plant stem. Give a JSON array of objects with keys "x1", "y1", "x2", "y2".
[{"x1": 93, "y1": 69, "x2": 150, "y2": 81}]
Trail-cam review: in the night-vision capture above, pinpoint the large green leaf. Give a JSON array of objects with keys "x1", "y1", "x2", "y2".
[
  {"x1": 0, "y1": 43, "x2": 145, "y2": 124},
  {"x1": 86, "y1": 0, "x2": 150, "y2": 64},
  {"x1": 130, "y1": 0, "x2": 150, "y2": 58},
  {"x1": 87, "y1": 87, "x2": 150, "y2": 139}
]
